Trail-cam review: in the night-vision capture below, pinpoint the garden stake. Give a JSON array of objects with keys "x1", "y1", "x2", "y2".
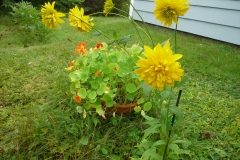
[{"x1": 163, "y1": 89, "x2": 182, "y2": 160}]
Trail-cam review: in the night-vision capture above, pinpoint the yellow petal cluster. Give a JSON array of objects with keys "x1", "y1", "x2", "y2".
[
  {"x1": 69, "y1": 6, "x2": 94, "y2": 32},
  {"x1": 41, "y1": 1, "x2": 65, "y2": 29},
  {"x1": 103, "y1": 0, "x2": 114, "y2": 16},
  {"x1": 154, "y1": 0, "x2": 190, "y2": 27},
  {"x1": 135, "y1": 42, "x2": 184, "y2": 90}
]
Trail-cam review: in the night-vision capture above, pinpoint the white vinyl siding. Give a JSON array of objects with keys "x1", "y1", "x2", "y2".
[{"x1": 130, "y1": 0, "x2": 240, "y2": 45}]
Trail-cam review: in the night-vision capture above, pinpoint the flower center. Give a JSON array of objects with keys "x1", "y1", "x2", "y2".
[
  {"x1": 154, "y1": 63, "x2": 168, "y2": 72},
  {"x1": 163, "y1": 6, "x2": 175, "y2": 18}
]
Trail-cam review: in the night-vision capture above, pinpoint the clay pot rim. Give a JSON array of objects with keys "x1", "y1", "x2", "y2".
[{"x1": 113, "y1": 102, "x2": 138, "y2": 109}]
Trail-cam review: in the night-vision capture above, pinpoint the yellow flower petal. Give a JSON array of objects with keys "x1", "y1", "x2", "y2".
[
  {"x1": 135, "y1": 42, "x2": 184, "y2": 90},
  {"x1": 103, "y1": 0, "x2": 114, "y2": 16},
  {"x1": 153, "y1": 0, "x2": 190, "y2": 27},
  {"x1": 41, "y1": 1, "x2": 65, "y2": 29},
  {"x1": 69, "y1": 6, "x2": 94, "y2": 32}
]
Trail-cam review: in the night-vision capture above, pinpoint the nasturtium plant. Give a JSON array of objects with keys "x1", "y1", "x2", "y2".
[{"x1": 67, "y1": 42, "x2": 151, "y2": 118}]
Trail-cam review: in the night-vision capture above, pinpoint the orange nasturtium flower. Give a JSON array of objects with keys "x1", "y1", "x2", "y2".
[
  {"x1": 135, "y1": 42, "x2": 184, "y2": 90},
  {"x1": 74, "y1": 94, "x2": 82, "y2": 104},
  {"x1": 75, "y1": 42, "x2": 87, "y2": 54},
  {"x1": 94, "y1": 43, "x2": 103, "y2": 51},
  {"x1": 41, "y1": 1, "x2": 65, "y2": 29},
  {"x1": 65, "y1": 60, "x2": 75, "y2": 71},
  {"x1": 94, "y1": 71, "x2": 100, "y2": 76},
  {"x1": 96, "y1": 43, "x2": 103, "y2": 49},
  {"x1": 153, "y1": 0, "x2": 190, "y2": 27}
]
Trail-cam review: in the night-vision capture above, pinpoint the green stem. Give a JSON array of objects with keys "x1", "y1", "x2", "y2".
[
  {"x1": 163, "y1": 90, "x2": 182, "y2": 160},
  {"x1": 90, "y1": 8, "x2": 150, "y2": 49},
  {"x1": 111, "y1": 8, "x2": 151, "y2": 47},
  {"x1": 174, "y1": 18, "x2": 178, "y2": 53},
  {"x1": 130, "y1": 3, "x2": 154, "y2": 47},
  {"x1": 88, "y1": 12, "x2": 104, "y2": 16}
]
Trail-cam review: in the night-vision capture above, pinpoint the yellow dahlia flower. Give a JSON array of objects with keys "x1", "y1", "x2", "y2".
[
  {"x1": 69, "y1": 6, "x2": 94, "y2": 32},
  {"x1": 154, "y1": 0, "x2": 190, "y2": 27},
  {"x1": 41, "y1": 1, "x2": 65, "y2": 29},
  {"x1": 135, "y1": 42, "x2": 184, "y2": 90},
  {"x1": 103, "y1": 0, "x2": 114, "y2": 16}
]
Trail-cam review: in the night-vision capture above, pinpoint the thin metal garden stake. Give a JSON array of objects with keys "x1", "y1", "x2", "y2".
[{"x1": 163, "y1": 89, "x2": 182, "y2": 160}]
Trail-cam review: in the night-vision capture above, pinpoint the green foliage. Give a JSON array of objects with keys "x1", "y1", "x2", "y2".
[
  {"x1": 68, "y1": 43, "x2": 152, "y2": 118},
  {"x1": 2, "y1": 0, "x2": 85, "y2": 11},
  {"x1": 0, "y1": 16, "x2": 240, "y2": 159},
  {"x1": 135, "y1": 88, "x2": 190, "y2": 160},
  {"x1": 55, "y1": 0, "x2": 85, "y2": 12},
  {"x1": 10, "y1": 1, "x2": 50, "y2": 43}
]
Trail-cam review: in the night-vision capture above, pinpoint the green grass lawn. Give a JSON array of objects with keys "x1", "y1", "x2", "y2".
[{"x1": 0, "y1": 15, "x2": 240, "y2": 159}]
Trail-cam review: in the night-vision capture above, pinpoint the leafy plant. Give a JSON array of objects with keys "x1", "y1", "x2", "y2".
[
  {"x1": 10, "y1": 1, "x2": 50, "y2": 43},
  {"x1": 68, "y1": 42, "x2": 151, "y2": 118}
]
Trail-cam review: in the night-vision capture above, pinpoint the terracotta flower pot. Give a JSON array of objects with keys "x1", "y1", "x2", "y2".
[{"x1": 102, "y1": 102, "x2": 138, "y2": 114}]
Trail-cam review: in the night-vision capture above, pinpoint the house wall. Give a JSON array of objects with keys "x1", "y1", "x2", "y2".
[{"x1": 130, "y1": 0, "x2": 240, "y2": 45}]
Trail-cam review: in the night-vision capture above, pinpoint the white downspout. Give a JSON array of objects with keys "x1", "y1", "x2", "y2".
[{"x1": 129, "y1": 0, "x2": 134, "y2": 18}]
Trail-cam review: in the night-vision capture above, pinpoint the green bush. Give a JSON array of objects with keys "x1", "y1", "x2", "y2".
[
  {"x1": 55, "y1": 0, "x2": 85, "y2": 12},
  {"x1": 10, "y1": 1, "x2": 50, "y2": 43}
]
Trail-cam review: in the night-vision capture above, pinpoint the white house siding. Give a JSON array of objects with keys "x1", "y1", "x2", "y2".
[{"x1": 130, "y1": 0, "x2": 240, "y2": 45}]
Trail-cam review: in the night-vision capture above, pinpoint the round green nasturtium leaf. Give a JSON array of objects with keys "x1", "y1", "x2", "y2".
[
  {"x1": 91, "y1": 51, "x2": 99, "y2": 59},
  {"x1": 83, "y1": 102, "x2": 91, "y2": 110},
  {"x1": 77, "y1": 88, "x2": 87, "y2": 99},
  {"x1": 76, "y1": 106, "x2": 83, "y2": 113},
  {"x1": 102, "y1": 64, "x2": 110, "y2": 74},
  {"x1": 126, "y1": 83, "x2": 137, "y2": 93},
  {"x1": 127, "y1": 92, "x2": 136, "y2": 101},
  {"x1": 88, "y1": 91, "x2": 97, "y2": 100},
  {"x1": 91, "y1": 81, "x2": 99, "y2": 89},
  {"x1": 120, "y1": 66, "x2": 130, "y2": 75},
  {"x1": 80, "y1": 72, "x2": 89, "y2": 82},
  {"x1": 103, "y1": 94, "x2": 114, "y2": 107},
  {"x1": 81, "y1": 66, "x2": 90, "y2": 73},
  {"x1": 143, "y1": 102, "x2": 152, "y2": 111},
  {"x1": 109, "y1": 55, "x2": 118, "y2": 62},
  {"x1": 69, "y1": 71, "x2": 79, "y2": 82},
  {"x1": 89, "y1": 98, "x2": 97, "y2": 103},
  {"x1": 97, "y1": 88, "x2": 105, "y2": 95},
  {"x1": 134, "y1": 106, "x2": 141, "y2": 113},
  {"x1": 137, "y1": 98, "x2": 145, "y2": 104},
  {"x1": 97, "y1": 83, "x2": 107, "y2": 95},
  {"x1": 74, "y1": 81, "x2": 81, "y2": 89},
  {"x1": 103, "y1": 77, "x2": 110, "y2": 82}
]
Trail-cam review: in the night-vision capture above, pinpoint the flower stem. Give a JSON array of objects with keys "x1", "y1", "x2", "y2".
[
  {"x1": 130, "y1": 2, "x2": 154, "y2": 47},
  {"x1": 112, "y1": 7, "x2": 148, "y2": 47},
  {"x1": 163, "y1": 90, "x2": 182, "y2": 160},
  {"x1": 174, "y1": 18, "x2": 178, "y2": 53}
]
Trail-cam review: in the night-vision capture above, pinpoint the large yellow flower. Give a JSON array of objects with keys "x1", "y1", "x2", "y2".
[
  {"x1": 69, "y1": 6, "x2": 94, "y2": 32},
  {"x1": 135, "y1": 42, "x2": 184, "y2": 90},
  {"x1": 41, "y1": 1, "x2": 65, "y2": 29},
  {"x1": 154, "y1": 0, "x2": 190, "y2": 27},
  {"x1": 103, "y1": 0, "x2": 114, "y2": 16}
]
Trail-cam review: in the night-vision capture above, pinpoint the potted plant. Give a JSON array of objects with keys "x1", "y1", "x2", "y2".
[{"x1": 67, "y1": 42, "x2": 151, "y2": 118}]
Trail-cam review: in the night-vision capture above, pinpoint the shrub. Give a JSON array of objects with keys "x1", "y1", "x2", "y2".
[
  {"x1": 10, "y1": 1, "x2": 50, "y2": 43},
  {"x1": 55, "y1": 0, "x2": 85, "y2": 12}
]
